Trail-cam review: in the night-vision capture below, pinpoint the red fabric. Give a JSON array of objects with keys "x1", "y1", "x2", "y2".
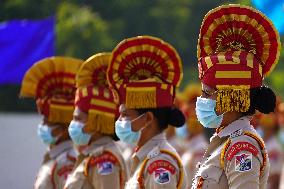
[
  {"x1": 199, "y1": 51, "x2": 263, "y2": 88},
  {"x1": 75, "y1": 85, "x2": 118, "y2": 116},
  {"x1": 36, "y1": 72, "x2": 75, "y2": 98},
  {"x1": 109, "y1": 37, "x2": 182, "y2": 92},
  {"x1": 199, "y1": 6, "x2": 279, "y2": 75},
  {"x1": 226, "y1": 142, "x2": 259, "y2": 161},
  {"x1": 147, "y1": 160, "x2": 176, "y2": 174}
]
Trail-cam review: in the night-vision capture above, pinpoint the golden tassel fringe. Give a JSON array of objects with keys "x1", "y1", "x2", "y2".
[
  {"x1": 126, "y1": 87, "x2": 156, "y2": 109},
  {"x1": 86, "y1": 109, "x2": 115, "y2": 135},
  {"x1": 48, "y1": 104, "x2": 74, "y2": 125},
  {"x1": 216, "y1": 86, "x2": 250, "y2": 113}
]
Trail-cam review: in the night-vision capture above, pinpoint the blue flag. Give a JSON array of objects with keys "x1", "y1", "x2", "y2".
[
  {"x1": 252, "y1": 0, "x2": 284, "y2": 34},
  {"x1": 0, "y1": 16, "x2": 55, "y2": 84}
]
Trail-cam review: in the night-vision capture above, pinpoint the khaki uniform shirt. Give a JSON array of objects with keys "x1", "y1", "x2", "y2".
[
  {"x1": 34, "y1": 141, "x2": 76, "y2": 189},
  {"x1": 191, "y1": 117, "x2": 270, "y2": 189},
  {"x1": 116, "y1": 141, "x2": 135, "y2": 173},
  {"x1": 64, "y1": 136, "x2": 129, "y2": 189},
  {"x1": 126, "y1": 133, "x2": 188, "y2": 189},
  {"x1": 182, "y1": 134, "x2": 208, "y2": 187}
]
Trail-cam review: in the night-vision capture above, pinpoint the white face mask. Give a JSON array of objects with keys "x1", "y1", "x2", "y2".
[
  {"x1": 195, "y1": 97, "x2": 224, "y2": 128},
  {"x1": 68, "y1": 120, "x2": 91, "y2": 145},
  {"x1": 37, "y1": 124, "x2": 57, "y2": 145},
  {"x1": 115, "y1": 114, "x2": 145, "y2": 144}
]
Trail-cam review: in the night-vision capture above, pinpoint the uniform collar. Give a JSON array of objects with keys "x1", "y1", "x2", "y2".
[
  {"x1": 135, "y1": 133, "x2": 166, "y2": 161},
  {"x1": 82, "y1": 136, "x2": 113, "y2": 155},
  {"x1": 49, "y1": 140, "x2": 73, "y2": 159},
  {"x1": 217, "y1": 116, "x2": 251, "y2": 138}
]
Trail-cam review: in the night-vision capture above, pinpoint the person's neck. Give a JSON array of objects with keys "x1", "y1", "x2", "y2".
[
  {"x1": 89, "y1": 132, "x2": 104, "y2": 144},
  {"x1": 136, "y1": 126, "x2": 161, "y2": 148},
  {"x1": 50, "y1": 136, "x2": 70, "y2": 149},
  {"x1": 221, "y1": 112, "x2": 242, "y2": 128}
]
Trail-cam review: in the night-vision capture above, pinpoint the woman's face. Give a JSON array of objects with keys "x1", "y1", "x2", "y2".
[
  {"x1": 200, "y1": 83, "x2": 241, "y2": 126},
  {"x1": 118, "y1": 104, "x2": 147, "y2": 132},
  {"x1": 201, "y1": 83, "x2": 217, "y2": 100},
  {"x1": 201, "y1": 83, "x2": 222, "y2": 115},
  {"x1": 72, "y1": 107, "x2": 90, "y2": 133},
  {"x1": 73, "y1": 107, "x2": 88, "y2": 124},
  {"x1": 42, "y1": 117, "x2": 67, "y2": 139}
]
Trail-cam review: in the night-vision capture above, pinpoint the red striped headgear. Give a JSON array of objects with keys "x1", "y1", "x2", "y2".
[
  {"x1": 107, "y1": 36, "x2": 183, "y2": 109},
  {"x1": 198, "y1": 4, "x2": 281, "y2": 112},
  {"x1": 20, "y1": 57, "x2": 83, "y2": 125},
  {"x1": 75, "y1": 53, "x2": 118, "y2": 134}
]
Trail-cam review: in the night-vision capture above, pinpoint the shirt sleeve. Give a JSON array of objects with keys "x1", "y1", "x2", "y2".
[
  {"x1": 63, "y1": 161, "x2": 92, "y2": 189},
  {"x1": 34, "y1": 162, "x2": 54, "y2": 189},
  {"x1": 90, "y1": 163, "x2": 121, "y2": 189},
  {"x1": 225, "y1": 150, "x2": 261, "y2": 189},
  {"x1": 144, "y1": 155, "x2": 185, "y2": 189}
]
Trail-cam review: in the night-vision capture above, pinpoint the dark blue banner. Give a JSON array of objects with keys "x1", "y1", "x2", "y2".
[
  {"x1": 0, "y1": 16, "x2": 55, "y2": 84},
  {"x1": 252, "y1": 0, "x2": 284, "y2": 34}
]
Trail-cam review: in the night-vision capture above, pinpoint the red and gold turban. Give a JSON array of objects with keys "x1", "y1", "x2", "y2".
[
  {"x1": 20, "y1": 57, "x2": 83, "y2": 125},
  {"x1": 75, "y1": 53, "x2": 118, "y2": 134},
  {"x1": 198, "y1": 4, "x2": 281, "y2": 112},
  {"x1": 107, "y1": 36, "x2": 183, "y2": 109}
]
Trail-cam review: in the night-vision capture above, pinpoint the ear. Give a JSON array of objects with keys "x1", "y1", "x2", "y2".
[{"x1": 145, "y1": 111, "x2": 154, "y2": 126}]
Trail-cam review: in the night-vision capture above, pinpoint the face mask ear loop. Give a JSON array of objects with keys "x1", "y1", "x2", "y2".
[
  {"x1": 131, "y1": 113, "x2": 146, "y2": 123},
  {"x1": 50, "y1": 124, "x2": 63, "y2": 144}
]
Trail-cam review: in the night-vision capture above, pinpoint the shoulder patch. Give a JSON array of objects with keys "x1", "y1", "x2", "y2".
[
  {"x1": 97, "y1": 161, "x2": 113, "y2": 175},
  {"x1": 235, "y1": 153, "x2": 252, "y2": 172},
  {"x1": 87, "y1": 151, "x2": 118, "y2": 175},
  {"x1": 154, "y1": 168, "x2": 171, "y2": 184},
  {"x1": 226, "y1": 142, "x2": 259, "y2": 161},
  {"x1": 230, "y1": 129, "x2": 243, "y2": 139},
  {"x1": 147, "y1": 160, "x2": 175, "y2": 184},
  {"x1": 147, "y1": 160, "x2": 176, "y2": 175},
  {"x1": 89, "y1": 151, "x2": 118, "y2": 166}
]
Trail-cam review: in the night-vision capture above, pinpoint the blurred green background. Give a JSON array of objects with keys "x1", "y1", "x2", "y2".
[{"x1": 0, "y1": 0, "x2": 283, "y2": 112}]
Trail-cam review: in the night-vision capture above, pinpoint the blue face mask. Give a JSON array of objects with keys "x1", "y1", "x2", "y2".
[
  {"x1": 37, "y1": 124, "x2": 56, "y2": 145},
  {"x1": 115, "y1": 114, "x2": 144, "y2": 145},
  {"x1": 175, "y1": 123, "x2": 188, "y2": 139},
  {"x1": 195, "y1": 97, "x2": 223, "y2": 128},
  {"x1": 68, "y1": 120, "x2": 91, "y2": 145}
]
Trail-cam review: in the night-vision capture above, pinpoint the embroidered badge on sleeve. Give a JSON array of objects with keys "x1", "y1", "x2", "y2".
[
  {"x1": 235, "y1": 153, "x2": 252, "y2": 172},
  {"x1": 87, "y1": 151, "x2": 118, "y2": 176},
  {"x1": 226, "y1": 142, "x2": 259, "y2": 161},
  {"x1": 147, "y1": 160, "x2": 176, "y2": 184},
  {"x1": 97, "y1": 161, "x2": 113, "y2": 175}
]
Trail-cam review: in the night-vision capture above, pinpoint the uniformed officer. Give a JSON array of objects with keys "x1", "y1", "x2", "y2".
[
  {"x1": 107, "y1": 36, "x2": 188, "y2": 189},
  {"x1": 191, "y1": 4, "x2": 281, "y2": 189},
  {"x1": 179, "y1": 84, "x2": 208, "y2": 187},
  {"x1": 20, "y1": 57, "x2": 83, "y2": 189},
  {"x1": 64, "y1": 53, "x2": 129, "y2": 189}
]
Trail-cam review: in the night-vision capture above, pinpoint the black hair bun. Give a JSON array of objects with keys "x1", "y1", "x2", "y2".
[
  {"x1": 254, "y1": 85, "x2": 276, "y2": 114},
  {"x1": 168, "y1": 108, "x2": 185, "y2": 128}
]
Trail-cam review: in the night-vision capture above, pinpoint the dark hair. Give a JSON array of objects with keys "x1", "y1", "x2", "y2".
[
  {"x1": 242, "y1": 85, "x2": 276, "y2": 116},
  {"x1": 136, "y1": 107, "x2": 185, "y2": 130}
]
